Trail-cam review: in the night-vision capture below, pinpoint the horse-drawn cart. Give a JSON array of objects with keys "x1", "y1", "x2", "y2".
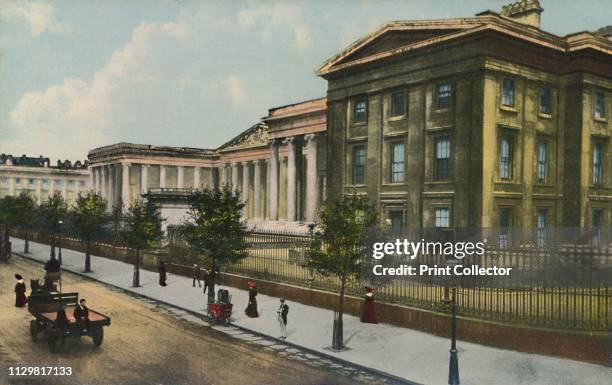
[{"x1": 28, "y1": 292, "x2": 111, "y2": 352}]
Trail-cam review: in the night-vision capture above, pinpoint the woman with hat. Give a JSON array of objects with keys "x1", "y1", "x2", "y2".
[
  {"x1": 14, "y1": 274, "x2": 27, "y2": 307},
  {"x1": 361, "y1": 286, "x2": 378, "y2": 324},
  {"x1": 245, "y1": 281, "x2": 259, "y2": 318}
]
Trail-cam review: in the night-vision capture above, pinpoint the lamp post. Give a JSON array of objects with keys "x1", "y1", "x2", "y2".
[
  {"x1": 57, "y1": 220, "x2": 63, "y2": 265},
  {"x1": 448, "y1": 286, "x2": 460, "y2": 385}
]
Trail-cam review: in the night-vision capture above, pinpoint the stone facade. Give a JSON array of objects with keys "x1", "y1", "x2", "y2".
[
  {"x1": 0, "y1": 154, "x2": 90, "y2": 204},
  {"x1": 317, "y1": 0, "x2": 611, "y2": 231}
]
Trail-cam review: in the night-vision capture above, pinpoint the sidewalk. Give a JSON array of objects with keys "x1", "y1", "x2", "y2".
[{"x1": 9, "y1": 238, "x2": 610, "y2": 385}]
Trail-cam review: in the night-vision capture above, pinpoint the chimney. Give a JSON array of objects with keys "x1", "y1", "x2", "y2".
[{"x1": 500, "y1": 0, "x2": 543, "y2": 28}]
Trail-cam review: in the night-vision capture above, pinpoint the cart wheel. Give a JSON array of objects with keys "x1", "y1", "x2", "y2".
[
  {"x1": 29, "y1": 320, "x2": 39, "y2": 342},
  {"x1": 91, "y1": 327, "x2": 104, "y2": 347}
]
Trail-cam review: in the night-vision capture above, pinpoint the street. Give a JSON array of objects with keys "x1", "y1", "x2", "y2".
[{"x1": 0, "y1": 257, "x2": 368, "y2": 385}]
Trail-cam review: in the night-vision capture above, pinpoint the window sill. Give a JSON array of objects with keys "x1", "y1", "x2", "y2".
[
  {"x1": 538, "y1": 113, "x2": 553, "y2": 119},
  {"x1": 351, "y1": 122, "x2": 367, "y2": 127},
  {"x1": 382, "y1": 182, "x2": 407, "y2": 187},
  {"x1": 433, "y1": 108, "x2": 451, "y2": 114},
  {"x1": 593, "y1": 116, "x2": 607, "y2": 123},
  {"x1": 500, "y1": 105, "x2": 518, "y2": 113},
  {"x1": 388, "y1": 115, "x2": 406, "y2": 121}
]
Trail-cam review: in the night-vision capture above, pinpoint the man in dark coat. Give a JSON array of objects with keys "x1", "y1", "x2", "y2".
[
  {"x1": 277, "y1": 298, "x2": 289, "y2": 339},
  {"x1": 14, "y1": 274, "x2": 27, "y2": 307},
  {"x1": 202, "y1": 269, "x2": 210, "y2": 295},
  {"x1": 55, "y1": 304, "x2": 70, "y2": 342},
  {"x1": 44, "y1": 255, "x2": 60, "y2": 289},
  {"x1": 158, "y1": 261, "x2": 167, "y2": 287},
  {"x1": 73, "y1": 298, "x2": 90, "y2": 332},
  {"x1": 192, "y1": 264, "x2": 201, "y2": 288}
]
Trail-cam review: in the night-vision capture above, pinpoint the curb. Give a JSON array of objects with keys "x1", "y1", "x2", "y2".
[{"x1": 13, "y1": 251, "x2": 420, "y2": 385}]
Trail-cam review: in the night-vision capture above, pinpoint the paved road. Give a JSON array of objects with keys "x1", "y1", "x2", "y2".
[{"x1": 0, "y1": 257, "x2": 370, "y2": 385}]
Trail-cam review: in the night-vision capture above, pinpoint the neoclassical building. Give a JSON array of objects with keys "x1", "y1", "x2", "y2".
[
  {"x1": 317, "y1": 0, "x2": 611, "y2": 232},
  {"x1": 88, "y1": 98, "x2": 327, "y2": 230},
  {"x1": 89, "y1": 0, "x2": 610, "y2": 235},
  {"x1": 0, "y1": 154, "x2": 90, "y2": 204}
]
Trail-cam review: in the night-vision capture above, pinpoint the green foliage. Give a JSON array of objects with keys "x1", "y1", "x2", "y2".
[
  {"x1": 39, "y1": 192, "x2": 68, "y2": 231},
  {"x1": 306, "y1": 194, "x2": 378, "y2": 283},
  {"x1": 0, "y1": 195, "x2": 21, "y2": 227},
  {"x1": 123, "y1": 199, "x2": 164, "y2": 252},
  {"x1": 179, "y1": 186, "x2": 248, "y2": 266},
  {"x1": 13, "y1": 192, "x2": 38, "y2": 230},
  {"x1": 72, "y1": 192, "x2": 107, "y2": 242}
]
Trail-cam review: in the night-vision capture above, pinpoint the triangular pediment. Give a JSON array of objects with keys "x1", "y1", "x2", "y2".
[
  {"x1": 218, "y1": 123, "x2": 268, "y2": 151},
  {"x1": 337, "y1": 28, "x2": 461, "y2": 65}
]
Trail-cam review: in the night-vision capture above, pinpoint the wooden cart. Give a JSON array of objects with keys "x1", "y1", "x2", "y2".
[{"x1": 28, "y1": 292, "x2": 111, "y2": 352}]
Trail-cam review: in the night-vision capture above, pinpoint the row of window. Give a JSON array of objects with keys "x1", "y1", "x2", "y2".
[
  {"x1": 0, "y1": 177, "x2": 85, "y2": 189},
  {"x1": 352, "y1": 81, "x2": 606, "y2": 124},
  {"x1": 351, "y1": 135, "x2": 608, "y2": 185}
]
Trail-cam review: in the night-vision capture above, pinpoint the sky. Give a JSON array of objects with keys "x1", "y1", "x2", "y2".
[{"x1": 0, "y1": 0, "x2": 609, "y2": 162}]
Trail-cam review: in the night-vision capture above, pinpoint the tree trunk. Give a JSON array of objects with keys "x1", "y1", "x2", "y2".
[
  {"x1": 333, "y1": 276, "x2": 346, "y2": 350},
  {"x1": 208, "y1": 258, "x2": 216, "y2": 303},
  {"x1": 24, "y1": 231, "x2": 29, "y2": 254},
  {"x1": 84, "y1": 241, "x2": 92, "y2": 272},
  {"x1": 132, "y1": 249, "x2": 140, "y2": 287}
]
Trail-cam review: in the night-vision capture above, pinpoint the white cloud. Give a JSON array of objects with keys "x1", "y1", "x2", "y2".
[
  {"x1": 237, "y1": 2, "x2": 312, "y2": 52},
  {"x1": 3, "y1": 1, "x2": 68, "y2": 37}
]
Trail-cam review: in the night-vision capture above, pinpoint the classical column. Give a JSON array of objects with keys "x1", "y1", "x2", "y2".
[
  {"x1": 253, "y1": 160, "x2": 262, "y2": 219},
  {"x1": 217, "y1": 165, "x2": 225, "y2": 188},
  {"x1": 114, "y1": 164, "x2": 121, "y2": 209},
  {"x1": 285, "y1": 137, "x2": 297, "y2": 222},
  {"x1": 268, "y1": 141, "x2": 279, "y2": 220},
  {"x1": 121, "y1": 163, "x2": 130, "y2": 209},
  {"x1": 193, "y1": 167, "x2": 201, "y2": 189},
  {"x1": 89, "y1": 168, "x2": 94, "y2": 192},
  {"x1": 231, "y1": 163, "x2": 239, "y2": 192},
  {"x1": 94, "y1": 168, "x2": 100, "y2": 194},
  {"x1": 242, "y1": 161, "x2": 250, "y2": 203},
  {"x1": 305, "y1": 134, "x2": 318, "y2": 223},
  {"x1": 107, "y1": 165, "x2": 114, "y2": 208},
  {"x1": 177, "y1": 166, "x2": 184, "y2": 188},
  {"x1": 141, "y1": 164, "x2": 149, "y2": 195},
  {"x1": 36, "y1": 179, "x2": 42, "y2": 205},
  {"x1": 159, "y1": 165, "x2": 166, "y2": 188},
  {"x1": 101, "y1": 167, "x2": 107, "y2": 202}
]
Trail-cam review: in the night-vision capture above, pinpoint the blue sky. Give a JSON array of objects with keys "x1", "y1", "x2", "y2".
[{"x1": 0, "y1": 0, "x2": 609, "y2": 162}]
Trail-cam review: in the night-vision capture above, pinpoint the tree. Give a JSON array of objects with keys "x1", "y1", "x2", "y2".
[
  {"x1": 73, "y1": 192, "x2": 107, "y2": 273},
  {"x1": 306, "y1": 194, "x2": 378, "y2": 350},
  {"x1": 39, "y1": 192, "x2": 68, "y2": 259},
  {"x1": 179, "y1": 186, "x2": 248, "y2": 302},
  {"x1": 0, "y1": 196, "x2": 20, "y2": 259},
  {"x1": 13, "y1": 192, "x2": 38, "y2": 254},
  {"x1": 123, "y1": 198, "x2": 164, "y2": 287}
]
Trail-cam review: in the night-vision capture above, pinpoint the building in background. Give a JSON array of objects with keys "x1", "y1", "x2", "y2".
[
  {"x1": 317, "y1": 0, "x2": 611, "y2": 232},
  {"x1": 0, "y1": 154, "x2": 90, "y2": 204}
]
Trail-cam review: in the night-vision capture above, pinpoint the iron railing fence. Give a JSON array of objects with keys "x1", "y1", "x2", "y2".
[{"x1": 168, "y1": 226, "x2": 611, "y2": 331}]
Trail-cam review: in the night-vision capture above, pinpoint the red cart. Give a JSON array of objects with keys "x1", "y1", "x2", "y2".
[{"x1": 207, "y1": 289, "x2": 232, "y2": 324}]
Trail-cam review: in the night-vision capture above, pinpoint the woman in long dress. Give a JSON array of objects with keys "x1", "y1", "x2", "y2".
[
  {"x1": 245, "y1": 281, "x2": 259, "y2": 317},
  {"x1": 158, "y1": 261, "x2": 167, "y2": 287},
  {"x1": 361, "y1": 286, "x2": 378, "y2": 324},
  {"x1": 14, "y1": 274, "x2": 27, "y2": 307}
]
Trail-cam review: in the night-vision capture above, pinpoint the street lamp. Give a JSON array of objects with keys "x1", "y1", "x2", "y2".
[
  {"x1": 448, "y1": 286, "x2": 460, "y2": 385},
  {"x1": 57, "y1": 220, "x2": 63, "y2": 265}
]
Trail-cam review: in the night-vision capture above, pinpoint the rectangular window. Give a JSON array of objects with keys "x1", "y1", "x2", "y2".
[
  {"x1": 540, "y1": 87, "x2": 551, "y2": 115},
  {"x1": 593, "y1": 143, "x2": 603, "y2": 184},
  {"x1": 499, "y1": 134, "x2": 514, "y2": 180},
  {"x1": 79, "y1": 180, "x2": 86, "y2": 188},
  {"x1": 435, "y1": 84, "x2": 452, "y2": 110},
  {"x1": 390, "y1": 90, "x2": 406, "y2": 117},
  {"x1": 353, "y1": 145, "x2": 366, "y2": 185},
  {"x1": 28, "y1": 178, "x2": 35, "y2": 185},
  {"x1": 15, "y1": 177, "x2": 21, "y2": 185},
  {"x1": 501, "y1": 78, "x2": 515, "y2": 107},
  {"x1": 537, "y1": 142, "x2": 547, "y2": 183},
  {"x1": 390, "y1": 142, "x2": 405, "y2": 183},
  {"x1": 435, "y1": 207, "x2": 450, "y2": 228},
  {"x1": 592, "y1": 208, "x2": 603, "y2": 246},
  {"x1": 595, "y1": 91, "x2": 605, "y2": 119},
  {"x1": 42, "y1": 179, "x2": 49, "y2": 190},
  {"x1": 389, "y1": 210, "x2": 404, "y2": 229},
  {"x1": 537, "y1": 208, "x2": 547, "y2": 247},
  {"x1": 434, "y1": 136, "x2": 451, "y2": 180},
  {"x1": 353, "y1": 98, "x2": 367, "y2": 124},
  {"x1": 499, "y1": 208, "x2": 512, "y2": 248},
  {"x1": 55, "y1": 179, "x2": 62, "y2": 188}
]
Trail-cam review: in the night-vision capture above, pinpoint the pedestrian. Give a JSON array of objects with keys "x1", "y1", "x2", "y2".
[
  {"x1": 55, "y1": 304, "x2": 70, "y2": 343},
  {"x1": 73, "y1": 298, "x2": 90, "y2": 332},
  {"x1": 44, "y1": 255, "x2": 60, "y2": 290},
  {"x1": 361, "y1": 286, "x2": 378, "y2": 324},
  {"x1": 277, "y1": 298, "x2": 289, "y2": 339},
  {"x1": 158, "y1": 261, "x2": 167, "y2": 287},
  {"x1": 245, "y1": 281, "x2": 259, "y2": 318},
  {"x1": 202, "y1": 268, "x2": 210, "y2": 295},
  {"x1": 192, "y1": 263, "x2": 201, "y2": 288},
  {"x1": 14, "y1": 274, "x2": 27, "y2": 307}
]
